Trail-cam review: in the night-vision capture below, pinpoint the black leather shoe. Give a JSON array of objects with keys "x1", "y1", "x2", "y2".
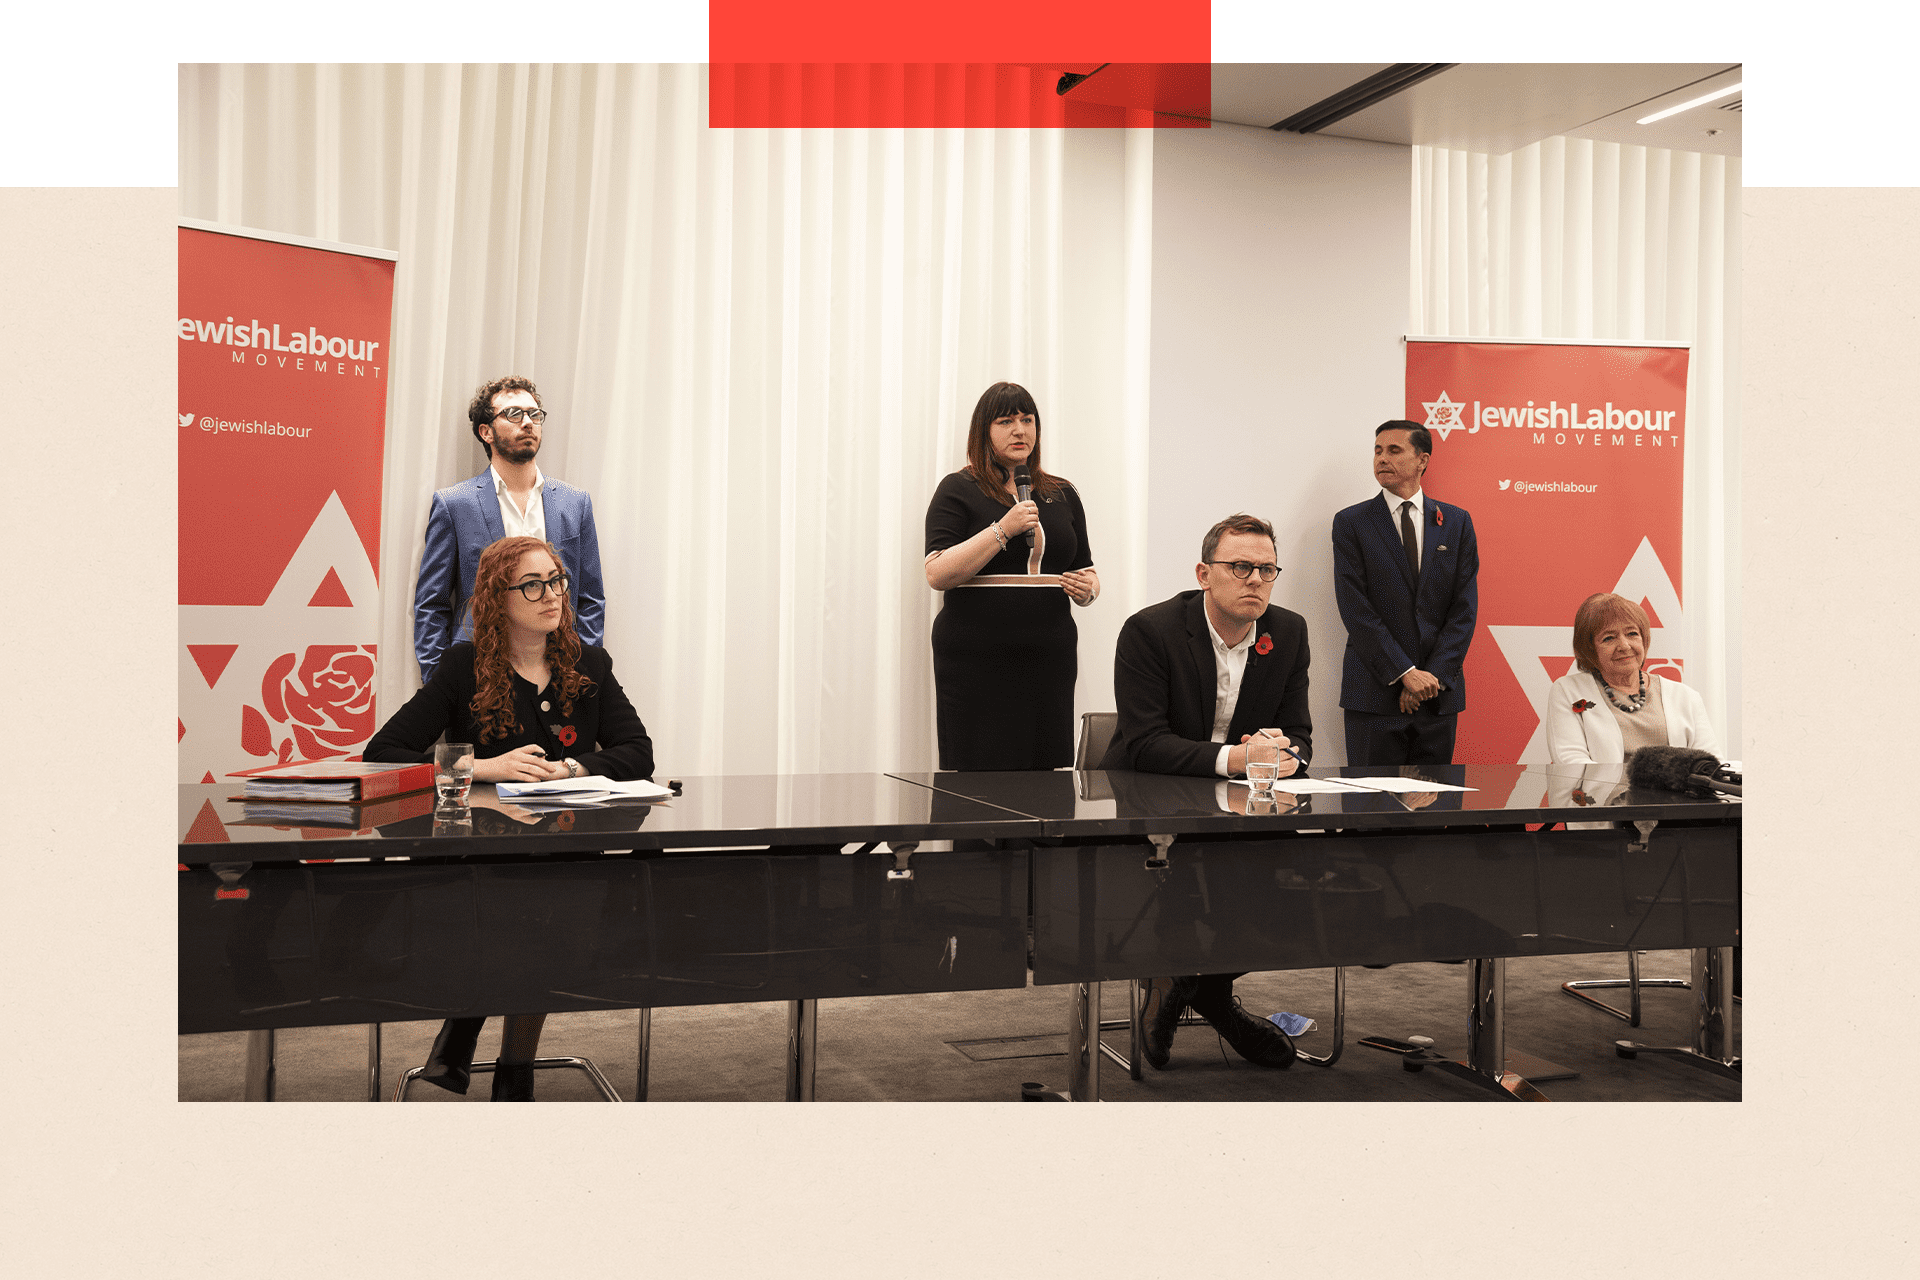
[
  {"x1": 491, "y1": 1061, "x2": 536, "y2": 1101},
  {"x1": 1140, "y1": 977, "x2": 1192, "y2": 1071},
  {"x1": 1203, "y1": 999, "x2": 1297, "y2": 1069},
  {"x1": 419, "y1": 1017, "x2": 485, "y2": 1095}
]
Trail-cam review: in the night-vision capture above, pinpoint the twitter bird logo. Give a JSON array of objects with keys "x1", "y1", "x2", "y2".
[
  {"x1": 179, "y1": 412, "x2": 196, "y2": 428},
  {"x1": 1497, "y1": 479, "x2": 1511, "y2": 490}
]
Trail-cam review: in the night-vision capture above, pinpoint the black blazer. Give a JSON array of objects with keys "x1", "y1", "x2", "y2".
[
  {"x1": 365, "y1": 642, "x2": 654, "y2": 782},
  {"x1": 1100, "y1": 590, "x2": 1313, "y2": 777}
]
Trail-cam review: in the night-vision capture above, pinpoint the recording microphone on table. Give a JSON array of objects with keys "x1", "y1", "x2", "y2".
[
  {"x1": 1626, "y1": 745, "x2": 1742, "y2": 797},
  {"x1": 1013, "y1": 464, "x2": 1035, "y2": 550}
]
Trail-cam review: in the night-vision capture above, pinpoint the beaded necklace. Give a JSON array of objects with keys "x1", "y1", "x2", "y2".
[{"x1": 1601, "y1": 670, "x2": 1649, "y2": 714}]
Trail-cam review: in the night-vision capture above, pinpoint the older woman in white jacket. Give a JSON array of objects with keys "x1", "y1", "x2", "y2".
[{"x1": 1545, "y1": 592, "x2": 1721, "y2": 765}]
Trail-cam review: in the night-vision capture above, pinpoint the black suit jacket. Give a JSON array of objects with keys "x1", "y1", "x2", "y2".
[{"x1": 1100, "y1": 590, "x2": 1313, "y2": 777}]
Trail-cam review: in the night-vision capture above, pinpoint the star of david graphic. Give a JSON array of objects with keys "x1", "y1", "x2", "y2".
[
  {"x1": 179, "y1": 492, "x2": 382, "y2": 783},
  {"x1": 1422, "y1": 390, "x2": 1466, "y2": 441}
]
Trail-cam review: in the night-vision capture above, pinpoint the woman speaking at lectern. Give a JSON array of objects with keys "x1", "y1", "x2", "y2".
[
  {"x1": 923, "y1": 382, "x2": 1099, "y2": 770},
  {"x1": 365, "y1": 534, "x2": 653, "y2": 1100}
]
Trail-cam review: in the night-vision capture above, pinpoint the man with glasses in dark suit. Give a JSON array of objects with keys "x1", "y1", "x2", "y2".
[
  {"x1": 412, "y1": 374, "x2": 607, "y2": 683},
  {"x1": 1099, "y1": 512, "x2": 1312, "y2": 1070}
]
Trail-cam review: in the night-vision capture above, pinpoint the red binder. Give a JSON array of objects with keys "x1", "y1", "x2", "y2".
[{"x1": 226, "y1": 758, "x2": 435, "y2": 801}]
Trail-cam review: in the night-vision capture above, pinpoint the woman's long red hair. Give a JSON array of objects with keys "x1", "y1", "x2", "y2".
[{"x1": 466, "y1": 536, "x2": 594, "y2": 743}]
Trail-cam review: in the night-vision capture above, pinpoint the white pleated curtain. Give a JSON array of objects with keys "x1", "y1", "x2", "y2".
[
  {"x1": 178, "y1": 64, "x2": 1150, "y2": 775},
  {"x1": 1410, "y1": 138, "x2": 1741, "y2": 749}
]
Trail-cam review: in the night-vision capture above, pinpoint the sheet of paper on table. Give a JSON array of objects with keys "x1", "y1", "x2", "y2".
[
  {"x1": 1339, "y1": 776, "x2": 1476, "y2": 792},
  {"x1": 496, "y1": 776, "x2": 675, "y2": 803}
]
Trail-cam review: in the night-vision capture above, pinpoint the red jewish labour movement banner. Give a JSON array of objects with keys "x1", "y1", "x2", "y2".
[
  {"x1": 1404, "y1": 340, "x2": 1690, "y2": 764},
  {"x1": 177, "y1": 224, "x2": 397, "y2": 784}
]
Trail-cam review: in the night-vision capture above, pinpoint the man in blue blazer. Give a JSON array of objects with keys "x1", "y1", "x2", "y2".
[
  {"x1": 412, "y1": 375, "x2": 606, "y2": 683},
  {"x1": 1331, "y1": 420, "x2": 1478, "y2": 765}
]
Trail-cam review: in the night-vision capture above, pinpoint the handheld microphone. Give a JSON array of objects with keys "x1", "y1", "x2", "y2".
[
  {"x1": 1626, "y1": 745, "x2": 1742, "y2": 797},
  {"x1": 1012, "y1": 465, "x2": 1035, "y2": 550}
]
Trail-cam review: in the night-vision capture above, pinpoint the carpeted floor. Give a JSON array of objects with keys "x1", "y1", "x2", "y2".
[{"x1": 178, "y1": 949, "x2": 1738, "y2": 1102}]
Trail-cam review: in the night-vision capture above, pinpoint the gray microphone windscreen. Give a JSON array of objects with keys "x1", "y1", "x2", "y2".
[{"x1": 1626, "y1": 744, "x2": 1721, "y2": 793}]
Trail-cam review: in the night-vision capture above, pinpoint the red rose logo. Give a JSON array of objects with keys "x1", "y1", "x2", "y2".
[
  {"x1": 241, "y1": 645, "x2": 378, "y2": 763},
  {"x1": 1571, "y1": 700, "x2": 1594, "y2": 715},
  {"x1": 555, "y1": 725, "x2": 578, "y2": 747},
  {"x1": 1254, "y1": 634, "x2": 1273, "y2": 656}
]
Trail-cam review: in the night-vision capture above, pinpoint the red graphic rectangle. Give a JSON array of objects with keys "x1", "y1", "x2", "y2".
[
  {"x1": 709, "y1": 62, "x2": 1210, "y2": 129},
  {"x1": 709, "y1": 0, "x2": 1211, "y2": 64}
]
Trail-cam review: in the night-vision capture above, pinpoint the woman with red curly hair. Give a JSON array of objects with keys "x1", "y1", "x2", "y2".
[{"x1": 366, "y1": 535, "x2": 653, "y2": 1100}]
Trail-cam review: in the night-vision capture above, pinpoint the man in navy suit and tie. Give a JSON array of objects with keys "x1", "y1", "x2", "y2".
[
  {"x1": 412, "y1": 375, "x2": 606, "y2": 683},
  {"x1": 1332, "y1": 420, "x2": 1478, "y2": 765}
]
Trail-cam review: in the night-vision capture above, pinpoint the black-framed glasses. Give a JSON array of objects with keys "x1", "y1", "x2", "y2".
[
  {"x1": 1205, "y1": 560, "x2": 1281, "y2": 582},
  {"x1": 506, "y1": 573, "x2": 569, "y2": 602},
  {"x1": 497, "y1": 406, "x2": 547, "y2": 424}
]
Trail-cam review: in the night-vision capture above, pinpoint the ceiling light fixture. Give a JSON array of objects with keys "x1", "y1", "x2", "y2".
[{"x1": 1636, "y1": 83, "x2": 1741, "y2": 125}]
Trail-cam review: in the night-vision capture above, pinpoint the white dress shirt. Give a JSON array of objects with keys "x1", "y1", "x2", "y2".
[
  {"x1": 1381, "y1": 487, "x2": 1424, "y2": 686},
  {"x1": 1380, "y1": 486, "x2": 1425, "y2": 569},
  {"x1": 1204, "y1": 608, "x2": 1256, "y2": 776},
  {"x1": 493, "y1": 465, "x2": 547, "y2": 541}
]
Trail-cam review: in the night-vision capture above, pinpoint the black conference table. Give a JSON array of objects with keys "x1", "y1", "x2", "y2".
[
  {"x1": 178, "y1": 761, "x2": 1739, "y2": 1101},
  {"x1": 179, "y1": 774, "x2": 1042, "y2": 1100},
  {"x1": 887, "y1": 761, "x2": 1740, "y2": 1100}
]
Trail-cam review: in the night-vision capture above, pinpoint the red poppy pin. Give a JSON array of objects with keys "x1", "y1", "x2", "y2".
[
  {"x1": 1571, "y1": 700, "x2": 1594, "y2": 715},
  {"x1": 555, "y1": 725, "x2": 578, "y2": 747},
  {"x1": 1255, "y1": 633, "x2": 1273, "y2": 656},
  {"x1": 1433, "y1": 506, "x2": 1444, "y2": 526}
]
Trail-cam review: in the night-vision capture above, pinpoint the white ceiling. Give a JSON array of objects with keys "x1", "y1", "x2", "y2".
[{"x1": 1205, "y1": 64, "x2": 1741, "y2": 159}]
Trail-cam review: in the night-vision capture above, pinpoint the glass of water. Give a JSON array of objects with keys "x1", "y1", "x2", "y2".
[
  {"x1": 435, "y1": 742, "x2": 474, "y2": 803},
  {"x1": 1245, "y1": 740, "x2": 1280, "y2": 797}
]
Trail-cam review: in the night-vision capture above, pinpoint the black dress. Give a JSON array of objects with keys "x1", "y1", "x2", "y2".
[{"x1": 924, "y1": 470, "x2": 1094, "y2": 770}]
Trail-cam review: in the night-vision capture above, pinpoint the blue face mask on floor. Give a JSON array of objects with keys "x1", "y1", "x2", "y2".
[{"x1": 1267, "y1": 1011, "x2": 1316, "y2": 1037}]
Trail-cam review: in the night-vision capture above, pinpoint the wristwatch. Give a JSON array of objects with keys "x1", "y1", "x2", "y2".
[{"x1": 565, "y1": 758, "x2": 584, "y2": 778}]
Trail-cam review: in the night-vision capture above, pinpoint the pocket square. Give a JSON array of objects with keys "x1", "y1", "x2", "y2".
[{"x1": 1437, "y1": 544, "x2": 1448, "y2": 552}]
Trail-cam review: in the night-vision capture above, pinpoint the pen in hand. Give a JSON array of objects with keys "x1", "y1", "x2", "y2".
[{"x1": 1256, "y1": 728, "x2": 1305, "y2": 770}]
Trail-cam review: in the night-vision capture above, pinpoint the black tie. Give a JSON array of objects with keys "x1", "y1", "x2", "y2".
[{"x1": 1400, "y1": 500, "x2": 1419, "y2": 584}]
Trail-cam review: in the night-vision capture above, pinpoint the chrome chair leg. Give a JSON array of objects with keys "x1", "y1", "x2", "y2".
[
  {"x1": 244, "y1": 1029, "x2": 276, "y2": 1101},
  {"x1": 1293, "y1": 967, "x2": 1346, "y2": 1068},
  {"x1": 1614, "y1": 946, "x2": 1741, "y2": 1082},
  {"x1": 1561, "y1": 950, "x2": 1690, "y2": 1025},
  {"x1": 392, "y1": 1054, "x2": 623, "y2": 1101},
  {"x1": 366, "y1": 1023, "x2": 382, "y2": 1101},
  {"x1": 633, "y1": 1007, "x2": 652, "y2": 1102}
]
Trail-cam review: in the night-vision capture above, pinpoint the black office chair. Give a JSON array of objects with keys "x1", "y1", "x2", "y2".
[
  {"x1": 1075, "y1": 711, "x2": 1118, "y2": 770},
  {"x1": 1074, "y1": 712, "x2": 1344, "y2": 1076}
]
